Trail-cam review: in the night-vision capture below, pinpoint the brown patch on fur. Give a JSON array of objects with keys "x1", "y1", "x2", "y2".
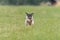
[{"x1": 27, "y1": 19, "x2": 32, "y2": 25}]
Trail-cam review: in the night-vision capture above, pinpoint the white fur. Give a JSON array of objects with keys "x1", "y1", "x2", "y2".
[
  {"x1": 32, "y1": 16, "x2": 34, "y2": 24},
  {"x1": 25, "y1": 16, "x2": 34, "y2": 25}
]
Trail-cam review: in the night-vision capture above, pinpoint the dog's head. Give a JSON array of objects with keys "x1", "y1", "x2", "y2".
[{"x1": 26, "y1": 12, "x2": 33, "y2": 19}]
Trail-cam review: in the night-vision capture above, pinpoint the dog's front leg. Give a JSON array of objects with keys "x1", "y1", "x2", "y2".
[
  {"x1": 25, "y1": 19, "x2": 27, "y2": 25},
  {"x1": 32, "y1": 20, "x2": 34, "y2": 24},
  {"x1": 32, "y1": 16, "x2": 34, "y2": 24}
]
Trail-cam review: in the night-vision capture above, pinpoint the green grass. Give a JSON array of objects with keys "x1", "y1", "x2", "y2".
[{"x1": 0, "y1": 6, "x2": 60, "y2": 40}]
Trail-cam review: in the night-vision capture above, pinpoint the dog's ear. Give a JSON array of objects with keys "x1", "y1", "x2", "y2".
[
  {"x1": 26, "y1": 12, "x2": 28, "y2": 15},
  {"x1": 31, "y1": 13, "x2": 34, "y2": 15}
]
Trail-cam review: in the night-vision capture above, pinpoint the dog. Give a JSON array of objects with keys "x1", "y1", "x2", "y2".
[{"x1": 25, "y1": 12, "x2": 34, "y2": 26}]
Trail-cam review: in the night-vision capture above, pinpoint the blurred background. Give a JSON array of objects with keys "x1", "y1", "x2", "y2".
[
  {"x1": 0, "y1": 0, "x2": 59, "y2": 6},
  {"x1": 0, "y1": 0, "x2": 60, "y2": 40}
]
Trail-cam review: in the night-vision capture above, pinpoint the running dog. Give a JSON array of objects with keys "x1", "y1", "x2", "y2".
[{"x1": 25, "y1": 12, "x2": 34, "y2": 26}]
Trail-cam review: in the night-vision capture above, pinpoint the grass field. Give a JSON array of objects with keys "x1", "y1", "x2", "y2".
[{"x1": 0, "y1": 6, "x2": 60, "y2": 40}]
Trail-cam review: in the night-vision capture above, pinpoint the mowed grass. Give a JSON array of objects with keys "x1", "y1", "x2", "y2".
[{"x1": 0, "y1": 6, "x2": 60, "y2": 40}]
